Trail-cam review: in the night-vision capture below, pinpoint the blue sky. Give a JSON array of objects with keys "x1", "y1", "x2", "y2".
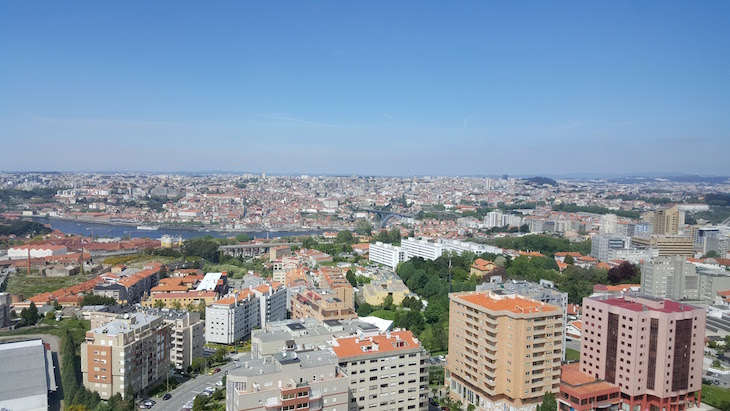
[{"x1": 1, "y1": 1, "x2": 729, "y2": 176}]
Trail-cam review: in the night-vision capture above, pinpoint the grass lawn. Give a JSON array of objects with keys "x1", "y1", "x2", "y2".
[
  {"x1": 701, "y1": 384, "x2": 730, "y2": 408},
  {"x1": 369, "y1": 310, "x2": 396, "y2": 320},
  {"x1": 566, "y1": 348, "x2": 580, "y2": 361},
  {"x1": 5, "y1": 273, "x2": 94, "y2": 298}
]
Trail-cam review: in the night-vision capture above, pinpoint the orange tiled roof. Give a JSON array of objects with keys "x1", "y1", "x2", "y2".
[
  {"x1": 331, "y1": 331, "x2": 419, "y2": 359},
  {"x1": 457, "y1": 292, "x2": 558, "y2": 314}
]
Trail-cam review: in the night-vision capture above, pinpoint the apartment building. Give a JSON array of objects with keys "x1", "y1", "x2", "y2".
[
  {"x1": 291, "y1": 289, "x2": 357, "y2": 322},
  {"x1": 632, "y1": 235, "x2": 694, "y2": 257},
  {"x1": 319, "y1": 267, "x2": 355, "y2": 309},
  {"x1": 573, "y1": 294, "x2": 705, "y2": 411},
  {"x1": 80, "y1": 312, "x2": 171, "y2": 400},
  {"x1": 590, "y1": 236, "x2": 630, "y2": 262},
  {"x1": 143, "y1": 308, "x2": 204, "y2": 371},
  {"x1": 641, "y1": 257, "x2": 730, "y2": 303},
  {"x1": 226, "y1": 351, "x2": 350, "y2": 411},
  {"x1": 401, "y1": 238, "x2": 444, "y2": 261},
  {"x1": 332, "y1": 330, "x2": 430, "y2": 411},
  {"x1": 476, "y1": 280, "x2": 568, "y2": 360},
  {"x1": 362, "y1": 272, "x2": 412, "y2": 306},
  {"x1": 205, "y1": 282, "x2": 287, "y2": 344},
  {"x1": 251, "y1": 318, "x2": 386, "y2": 359},
  {"x1": 654, "y1": 204, "x2": 680, "y2": 235},
  {"x1": 447, "y1": 290, "x2": 563, "y2": 411},
  {"x1": 369, "y1": 242, "x2": 406, "y2": 269}
]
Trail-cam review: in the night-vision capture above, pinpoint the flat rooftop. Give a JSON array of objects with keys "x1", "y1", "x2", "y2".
[
  {"x1": 0, "y1": 339, "x2": 54, "y2": 406},
  {"x1": 590, "y1": 294, "x2": 702, "y2": 314}
]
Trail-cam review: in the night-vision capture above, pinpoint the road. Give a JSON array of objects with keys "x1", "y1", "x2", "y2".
[{"x1": 149, "y1": 353, "x2": 250, "y2": 411}]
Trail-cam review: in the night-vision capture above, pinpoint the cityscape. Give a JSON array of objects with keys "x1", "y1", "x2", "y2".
[{"x1": 1, "y1": 2, "x2": 730, "y2": 411}]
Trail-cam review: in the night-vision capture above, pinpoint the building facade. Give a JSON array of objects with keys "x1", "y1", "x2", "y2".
[
  {"x1": 80, "y1": 313, "x2": 171, "y2": 400},
  {"x1": 578, "y1": 294, "x2": 705, "y2": 411},
  {"x1": 447, "y1": 290, "x2": 563, "y2": 411},
  {"x1": 205, "y1": 283, "x2": 287, "y2": 344},
  {"x1": 476, "y1": 280, "x2": 568, "y2": 360},
  {"x1": 369, "y1": 242, "x2": 407, "y2": 269},
  {"x1": 290, "y1": 289, "x2": 357, "y2": 322},
  {"x1": 226, "y1": 351, "x2": 350, "y2": 411},
  {"x1": 332, "y1": 330, "x2": 430, "y2": 411}
]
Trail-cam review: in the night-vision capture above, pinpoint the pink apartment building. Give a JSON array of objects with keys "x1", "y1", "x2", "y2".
[{"x1": 562, "y1": 294, "x2": 705, "y2": 411}]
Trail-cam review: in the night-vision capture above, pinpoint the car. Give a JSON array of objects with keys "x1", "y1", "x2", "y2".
[
  {"x1": 216, "y1": 380, "x2": 223, "y2": 386},
  {"x1": 201, "y1": 392, "x2": 211, "y2": 397},
  {"x1": 162, "y1": 393, "x2": 172, "y2": 400},
  {"x1": 205, "y1": 386, "x2": 214, "y2": 392},
  {"x1": 144, "y1": 400, "x2": 155, "y2": 407},
  {"x1": 438, "y1": 355, "x2": 445, "y2": 361}
]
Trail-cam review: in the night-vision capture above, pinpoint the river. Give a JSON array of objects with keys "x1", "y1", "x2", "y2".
[{"x1": 29, "y1": 217, "x2": 324, "y2": 240}]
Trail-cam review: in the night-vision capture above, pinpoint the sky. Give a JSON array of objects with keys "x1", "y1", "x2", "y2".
[{"x1": 1, "y1": 2, "x2": 729, "y2": 176}]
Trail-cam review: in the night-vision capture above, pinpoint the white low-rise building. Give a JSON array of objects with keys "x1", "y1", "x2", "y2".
[{"x1": 7, "y1": 244, "x2": 67, "y2": 260}]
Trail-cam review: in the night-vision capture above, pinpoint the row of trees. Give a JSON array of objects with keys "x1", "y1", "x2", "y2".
[{"x1": 489, "y1": 234, "x2": 591, "y2": 257}]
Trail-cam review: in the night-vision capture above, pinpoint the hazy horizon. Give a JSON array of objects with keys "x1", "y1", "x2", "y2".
[{"x1": 1, "y1": 2, "x2": 729, "y2": 175}]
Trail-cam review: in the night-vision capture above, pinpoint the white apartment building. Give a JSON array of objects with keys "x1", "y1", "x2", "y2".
[
  {"x1": 226, "y1": 351, "x2": 350, "y2": 411},
  {"x1": 483, "y1": 211, "x2": 523, "y2": 229},
  {"x1": 401, "y1": 238, "x2": 444, "y2": 260},
  {"x1": 205, "y1": 283, "x2": 287, "y2": 344},
  {"x1": 369, "y1": 242, "x2": 407, "y2": 269}
]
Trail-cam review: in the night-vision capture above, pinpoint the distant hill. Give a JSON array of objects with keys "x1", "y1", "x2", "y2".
[{"x1": 525, "y1": 176, "x2": 558, "y2": 186}]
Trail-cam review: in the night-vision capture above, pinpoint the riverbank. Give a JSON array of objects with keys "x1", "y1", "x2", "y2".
[{"x1": 28, "y1": 216, "x2": 327, "y2": 240}]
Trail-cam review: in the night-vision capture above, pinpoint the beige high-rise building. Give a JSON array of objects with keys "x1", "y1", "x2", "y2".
[
  {"x1": 631, "y1": 235, "x2": 693, "y2": 257},
  {"x1": 447, "y1": 290, "x2": 563, "y2": 411},
  {"x1": 80, "y1": 313, "x2": 171, "y2": 400},
  {"x1": 654, "y1": 205, "x2": 680, "y2": 235}
]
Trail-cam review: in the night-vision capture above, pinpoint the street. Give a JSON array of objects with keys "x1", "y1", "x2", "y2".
[{"x1": 147, "y1": 352, "x2": 251, "y2": 411}]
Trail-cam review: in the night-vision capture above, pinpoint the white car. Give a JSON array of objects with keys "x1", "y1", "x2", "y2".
[
  {"x1": 215, "y1": 380, "x2": 223, "y2": 386},
  {"x1": 205, "y1": 386, "x2": 214, "y2": 392}
]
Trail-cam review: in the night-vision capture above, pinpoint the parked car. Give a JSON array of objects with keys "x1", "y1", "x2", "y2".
[
  {"x1": 438, "y1": 355, "x2": 445, "y2": 361},
  {"x1": 216, "y1": 380, "x2": 223, "y2": 386},
  {"x1": 205, "y1": 387, "x2": 214, "y2": 393},
  {"x1": 162, "y1": 393, "x2": 172, "y2": 400}
]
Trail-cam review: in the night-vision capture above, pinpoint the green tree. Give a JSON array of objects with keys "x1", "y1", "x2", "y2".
[
  {"x1": 703, "y1": 250, "x2": 721, "y2": 259},
  {"x1": 388, "y1": 227, "x2": 401, "y2": 244},
  {"x1": 154, "y1": 300, "x2": 166, "y2": 309},
  {"x1": 235, "y1": 233, "x2": 252, "y2": 242},
  {"x1": 564, "y1": 255, "x2": 575, "y2": 265},
  {"x1": 382, "y1": 295, "x2": 394, "y2": 311},
  {"x1": 712, "y1": 359, "x2": 722, "y2": 368},
  {"x1": 336, "y1": 230, "x2": 354, "y2": 244},
  {"x1": 124, "y1": 385, "x2": 135, "y2": 410},
  {"x1": 540, "y1": 392, "x2": 557, "y2": 411},
  {"x1": 355, "y1": 220, "x2": 372, "y2": 236},
  {"x1": 467, "y1": 404, "x2": 476, "y2": 411},
  {"x1": 423, "y1": 276, "x2": 444, "y2": 298},
  {"x1": 172, "y1": 300, "x2": 182, "y2": 310},
  {"x1": 375, "y1": 230, "x2": 390, "y2": 243},
  {"x1": 346, "y1": 269, "x2": 357, "y2": 287},
  {"x1": 357, "y1": 302, "x2": 373, "y2": 317},
  {"x1": 213, "y1": 347, "x2": 228, "y2": 363},
  {"x1": 191, "y1": 357, "x2": 206, "y2": 373},
  {"x1": 182, "y1": 238, "x2": 221, "y2": 263}
]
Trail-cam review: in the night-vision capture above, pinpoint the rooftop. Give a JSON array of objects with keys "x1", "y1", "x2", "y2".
[
  {"x1": 455, "y1": 290, "x2": 559, "y2": 314},
  {"x1": 331, "y1": 330, "x2": 420, "y2": 359},
  {"x1": 0, "y1": 339, "x2": 54, "y2": 406},
  {"x1": 589, "y1": 294, "x2": 703, "y2": 313}
]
